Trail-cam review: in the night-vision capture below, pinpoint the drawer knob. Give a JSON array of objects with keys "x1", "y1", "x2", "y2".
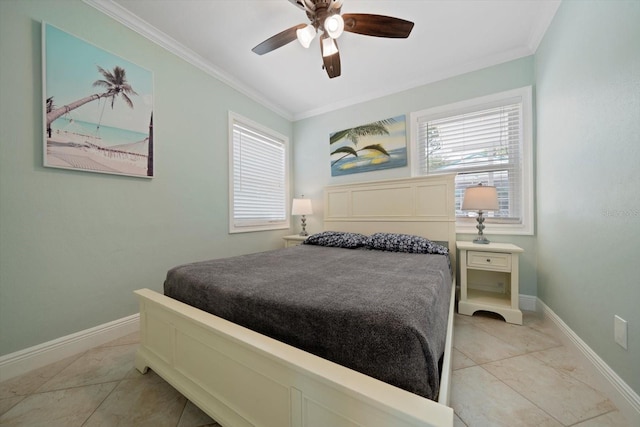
[{"x1": 486, "y1": 259, "x2": 491, "y2": 263}]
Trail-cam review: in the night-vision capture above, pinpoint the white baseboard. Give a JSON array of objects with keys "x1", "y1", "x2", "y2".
[
  {"x1": 538, "y1": 299, "x2": 640, "y2": 425},
  {"x1": 0, "y1": 314, "x2": 139, "y2": 382}
]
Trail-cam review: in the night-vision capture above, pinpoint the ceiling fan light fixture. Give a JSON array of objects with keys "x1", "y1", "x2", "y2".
[
  {"x1": 321, "y1": 36, "x2": 338, "y2": 57},
  {"x1": 296, "y1": 24, "x2": 316, "y2": 48},
  {"x1": 324, "y1": 14, "x2": 344, "y2": 39},
  {"x1": 253, "y1": 0, "x2": 414, "y2": 79}
]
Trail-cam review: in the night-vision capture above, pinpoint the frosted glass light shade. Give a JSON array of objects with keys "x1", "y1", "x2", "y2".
[
  {"x1": 321, "y1": 37, "x2": 338, "y2": 57},
  {"x1": 296, "y1": 24, "x2": 316, "y2": 48},
  {"x1": 330, "y1": 0, "x2": 344, "y2": 10},
  {"x1": 324, "y1": 14, "x2": 344, "y2": 39}
]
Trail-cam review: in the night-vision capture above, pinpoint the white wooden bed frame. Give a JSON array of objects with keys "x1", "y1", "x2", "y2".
[{"x1": 135, "y1": 174, "x2": 457, "y2": 427}]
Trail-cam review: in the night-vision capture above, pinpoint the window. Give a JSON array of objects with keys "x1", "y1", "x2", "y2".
[
  {"x1": 411, "y1": 87, "x2": 533, "y2": 235},
  {"x1": 229, "y1": 112, "x2": 289, "y2": 233}
]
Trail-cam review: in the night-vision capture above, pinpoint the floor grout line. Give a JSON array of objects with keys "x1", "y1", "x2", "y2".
[
  {"x1": 450, "y1": 313, "x2": 626, "y2": 426},
  {"x1": 80, "y1": 378, "x2": 123, "y2": 427},
  {"x1": 476, "y1": 363, "x2": 568, "y2": 426}
]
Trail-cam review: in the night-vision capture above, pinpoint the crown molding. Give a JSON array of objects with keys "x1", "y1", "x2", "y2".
[{"x1": 83, "y1": 0, "x2": 293, "y2": 121}]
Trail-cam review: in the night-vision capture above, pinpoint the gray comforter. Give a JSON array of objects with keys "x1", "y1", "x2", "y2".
[{"x1": 164, "y1": 244, "x2": 452, "y2": 400}]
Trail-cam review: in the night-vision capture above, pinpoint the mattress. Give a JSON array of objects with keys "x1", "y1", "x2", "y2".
[{"x1": 163, "y1": 244, "x2": 452, "y2": 400}]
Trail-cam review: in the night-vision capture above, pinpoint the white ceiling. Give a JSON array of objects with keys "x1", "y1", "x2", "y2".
[{"x1": 87, "y1": 0, "x2": 560, "y2": 120}]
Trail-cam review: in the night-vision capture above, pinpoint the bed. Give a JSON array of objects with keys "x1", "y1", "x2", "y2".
[{"x1": 135, "y1": 174, "x2": 457, "y2": 427}]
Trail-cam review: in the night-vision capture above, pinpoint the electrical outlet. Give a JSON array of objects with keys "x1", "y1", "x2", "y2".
[{"x1": 614, "y1": 315, "x2": 628, "y2": 350}]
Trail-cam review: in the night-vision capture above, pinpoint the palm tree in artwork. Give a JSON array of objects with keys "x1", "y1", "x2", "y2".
[
  {"x1": 330, "y1": 119, "x2": 396, "y2": 166},
  {"x1": 46, "y1": 96, "x2": 55, "y2": 138},
  {"x1": 46, "y1": 65, "x2": 138, "y2": 128}
]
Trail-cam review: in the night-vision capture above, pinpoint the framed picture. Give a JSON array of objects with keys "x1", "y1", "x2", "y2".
[
  {"x1": 330, "y1": 114, "x2": 407, "y2": 176},
  {"x1": 43, "y1": 22, "x2": 154, "y2": 178}
]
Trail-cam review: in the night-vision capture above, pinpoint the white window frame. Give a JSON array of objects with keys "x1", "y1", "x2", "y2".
[
  {"x1": 228, "y1": 111, "x2": 290, "y2": 233},
  {"x1": 410, "y1": 86, "x2": 534, "y2": 235}
]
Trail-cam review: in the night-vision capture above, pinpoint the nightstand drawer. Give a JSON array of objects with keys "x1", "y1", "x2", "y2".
[{"x1": 467, "y1": 251, "x2": 511, "y2": 271}]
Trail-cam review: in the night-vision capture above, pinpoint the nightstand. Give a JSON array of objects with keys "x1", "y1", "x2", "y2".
[
  {"x1": 457, "y1": 241, "x2": 524, "y2": 325},
  {"x1": 282, "y1": 235, "x2": 308, "y2": 248}
]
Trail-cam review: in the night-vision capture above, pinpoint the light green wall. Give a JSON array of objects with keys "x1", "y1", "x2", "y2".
[
  {"x1": 535, "y1": 0, "x2": 640, "y2": 395},
  {"x1": 292, "y1": 57, "x2": 538, "y2": 295},
  {"x1": 0, "y1": 0, "x2": 292, "y2": 356},
  {"x1": 5, "y1": 0, "x2": 637, "y2": 399}
]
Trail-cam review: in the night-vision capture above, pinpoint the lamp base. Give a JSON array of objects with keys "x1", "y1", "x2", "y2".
[
  {"x1": 473, "y1": 210, "x2": 490, "y2": 244},
  {"x1": 473, "y1": 236, "x2": 491, "y2": 244},
  {"x1": 299, "y1": 215, "x2": 309, "y2": 236}
]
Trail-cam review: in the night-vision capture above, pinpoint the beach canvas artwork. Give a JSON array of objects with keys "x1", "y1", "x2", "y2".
[
  {"x1": 43, "y1": 23, "x2": 154, "y2": 178},
  {"x1": 330, "y1": 115, "x2": 408, "y2": 176}
]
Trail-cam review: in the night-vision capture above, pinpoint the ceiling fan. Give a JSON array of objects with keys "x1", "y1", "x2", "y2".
[{"x1": 251, "y1": 0, "x2": 414, "y2": 79}]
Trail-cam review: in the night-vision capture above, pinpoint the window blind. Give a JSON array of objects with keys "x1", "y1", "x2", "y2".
[
  {"x1": 416, "y1": 101, "x2": 523, "y2": 222},
  {"x1": 231, "y1": 119, "x2": 287, "y2": 229}
]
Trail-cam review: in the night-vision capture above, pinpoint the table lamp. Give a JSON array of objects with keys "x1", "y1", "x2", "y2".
[
  {"x1": 461, "y1": 183, "x2": 499, "y2": 244},
  {"x1": 291, "y1": 197, "x2": 313, "y2": 236}
]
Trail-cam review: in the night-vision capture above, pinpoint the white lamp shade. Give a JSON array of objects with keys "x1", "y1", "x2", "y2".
[
  {"x1": 461, "y1": 185, "x2": 499, "y2": 211},
  {"x1": 296, "y1": 24, "x2": 316, "y2": 48},
  {"x1": 292, "y1": 198, "x2": 313, "y2": 215},
  {"x1": 324, "y1": 14, "x2": 344, "y2": 39}
]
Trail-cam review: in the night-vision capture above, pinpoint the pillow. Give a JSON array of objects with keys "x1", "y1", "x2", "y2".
[
  {"x1": 303, "y1": 231, "x2": 368, "y2": 249},
  {"x1": 367, "y1": 232, "x2": 449, "y2": 255}
]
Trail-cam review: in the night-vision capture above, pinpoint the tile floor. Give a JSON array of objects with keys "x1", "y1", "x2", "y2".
[
  {"x1": 0, "y1": 311, "x2": 630, "y2": 426},
  {"x1": 451, "y1": 311, "x2": 629, "y2": 426}
]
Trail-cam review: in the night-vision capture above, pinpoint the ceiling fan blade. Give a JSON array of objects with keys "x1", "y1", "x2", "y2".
[
  {"x1": 252, "y1": 24, "x2": 307, "y2": 55},
  {"x1": 342, "y1": 13, "x2": 414, "y2": 38},
  {"x1": 320, "y1": 38, "x2": 341, "y2": 79}
]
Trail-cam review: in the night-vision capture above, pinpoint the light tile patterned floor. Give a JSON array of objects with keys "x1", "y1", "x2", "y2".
[
  {"x1": 451, "y1": 312, "x2": 629, "y2": 426},
  {"x1": 0, "y1": 311, "x2": 630, "y2": 426}
]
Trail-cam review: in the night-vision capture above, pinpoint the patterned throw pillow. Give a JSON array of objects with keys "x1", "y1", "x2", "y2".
[
  {"x1": 303, "y1": 231, "x2": 369, "y2": 249},
  {"x1": 367, "y1": 232, "x2": 449, "y2": 255}
]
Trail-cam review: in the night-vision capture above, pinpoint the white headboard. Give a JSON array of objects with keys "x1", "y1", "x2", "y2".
[{"x1": 324, "y1": 174, "x2": 457, "y2": 270}]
